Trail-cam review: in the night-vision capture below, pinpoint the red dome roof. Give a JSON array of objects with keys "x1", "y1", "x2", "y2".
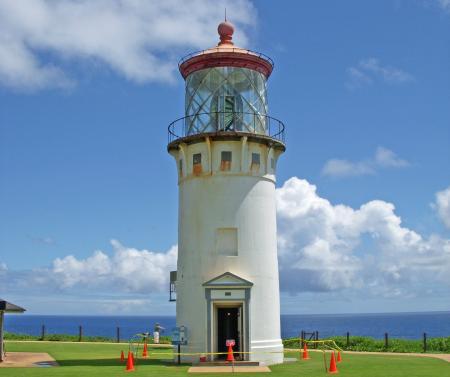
[{"x1": 179, "y1": 20, "x2": 273, "y2": 79}]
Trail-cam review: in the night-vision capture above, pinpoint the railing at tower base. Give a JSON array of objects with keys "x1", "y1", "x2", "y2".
[{"x1": 168, "y1": 112, "x2": 285, "y2": 144}]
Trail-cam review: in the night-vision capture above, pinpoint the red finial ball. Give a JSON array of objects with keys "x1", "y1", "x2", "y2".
[{"x1": 218, "y1": 21, "x2": 234, "y2": 45}]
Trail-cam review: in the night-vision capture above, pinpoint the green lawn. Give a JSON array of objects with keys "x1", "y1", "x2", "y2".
[{"x1": 1, "y1": 341, "x2": 449, "y2": 377}]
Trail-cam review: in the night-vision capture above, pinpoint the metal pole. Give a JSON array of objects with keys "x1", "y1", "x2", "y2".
[
  {"x1": 178, "y1": 344, "x2": 181, "y2": 365},
  {"x1": 116, "y1": 327, "x2": 120, "y2": 343},
  {"x1": 41, "y1": 325, "x2": 45, "y2": 340},
  {"x1": 346, "y1": 332, "x2": 350, "y2": 348},
  {"x1": 315, "y1": 331, "x2": 319, "y2": 349},
  {"x1": 423, "y1": 333, "x2": 427, "y2": 353},
  {"x1": 78, "y1": 325, "x2": 82, "y2": 342},
  {"x1": 0, "y1": 311, "x2": 4, "y2": 362},
  {"x1": 384, "y1": 333, "x2": 388, "y2": 349}
]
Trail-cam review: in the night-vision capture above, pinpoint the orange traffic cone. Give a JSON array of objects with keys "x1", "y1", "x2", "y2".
[
  {"x1": 328, "y1": 352, "x2": 338, "y2": 374},
  {"x1": 142, "y1": 342, "x2": 148, "y2": 358},
  {"x1": 125, "y1": 351, "x2": 135, "y2": 372},
  {"x1": 337, "y1": 351, "x2": 342, "y2": 363},
  {"x1": 120, "y1": 350, "x2": 125, "y2": 362},
  {"x1": 226, "y1": 345, "x2": 234, "y2": 362},
  {"x1": 302, "y1": 343, "x2": 310, "y2": 360}
]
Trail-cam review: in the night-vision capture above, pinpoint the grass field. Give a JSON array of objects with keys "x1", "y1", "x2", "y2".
[{"x1": 1, "y1": 341, "x2": 449, "y2": 377}]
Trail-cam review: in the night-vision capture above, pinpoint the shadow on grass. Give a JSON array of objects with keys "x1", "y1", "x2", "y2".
[{"x1": 57, "y1": 358, "x2": 190, "y2": 368}]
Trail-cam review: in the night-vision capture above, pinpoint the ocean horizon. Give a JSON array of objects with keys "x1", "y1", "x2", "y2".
[{"x1": 4, "y1": 311, "x2": 450, "y2": 341}]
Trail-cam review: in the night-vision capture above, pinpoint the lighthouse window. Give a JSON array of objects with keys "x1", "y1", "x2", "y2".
[
  {"x1": 221, "y1": 151, "x2": 232, "y2": 171},
  {"x1": 251, "y1": 153, "x2": 260, "y2": 172},
  {"x1": 193, "y1": 153, "x2": 201, "y2": 165},
  {"x1": 271, "y1": 157, "x2": 276, "y2": 170},
  {"x1": 193, "y1": 153, "x2": 202, "y2": 175}
]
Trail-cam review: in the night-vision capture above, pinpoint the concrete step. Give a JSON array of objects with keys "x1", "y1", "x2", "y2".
[{"x1": 193, "y1": 361, "x2": 260, "y2": 367}]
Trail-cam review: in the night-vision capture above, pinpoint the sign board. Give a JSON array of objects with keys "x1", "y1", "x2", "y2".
[
  {"x1": 226, "y1": 339, "x2": 235, "y2": 347},
  {"x1": 171, "y1": 326, "x2": 188, "y2": 345}
]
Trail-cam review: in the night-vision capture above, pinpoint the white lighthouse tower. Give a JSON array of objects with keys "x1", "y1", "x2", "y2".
[{"x1": 168, "y1": 20, "x2": 285, "y2": 365}]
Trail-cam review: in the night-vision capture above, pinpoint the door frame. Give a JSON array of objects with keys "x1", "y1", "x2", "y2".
[
  {"x1": 214, "y1": 303, "x2": 244, "y2": 359},
  {"x1": 203, "y1": 272, "x2": 253, "y2": 361}
]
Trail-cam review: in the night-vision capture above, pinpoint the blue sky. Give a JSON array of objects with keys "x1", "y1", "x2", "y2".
[{"x1": 0, "y1": 0, "x2": 449, "y2": 315}]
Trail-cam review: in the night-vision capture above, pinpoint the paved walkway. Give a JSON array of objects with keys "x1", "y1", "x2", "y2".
[
  {"x1": 189, "y1": 365, "x2": 271, "y2": 373},
  {"x1": 0, "y1": 352, "x2": 58, "y2": 367}
]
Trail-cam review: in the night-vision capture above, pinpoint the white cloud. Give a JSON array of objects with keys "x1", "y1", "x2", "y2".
[
  {"x1": 435, "y1": 186, "x2": 450, "y2": 229},
  {"x1": 321, "y1": 159, "x2": 375, "y2": 177},
  {"x1": 322, "y1": 146, "x2": 409, "y2": 178},
  {"x1": 0, "y1": 262, "x2": 7, "y2": 274},
  {"x1": 0, "y1": 0, "x2": 255, "y2": 91},
  {"x1": 52, "y1": 240, "x2": 177, "y2": 293},
  {"x1": 374, "y1": 146, "x2": 410, "y2": 168},
  {"x1": 346, "y1": 57, "x2": 414, "y2": 89},
  {"x1": 276, "y1": 177, "x2": 450, "y2": 295},
  {"x1": 28, "y1": 235, "x2": 55, "y2": 245},
  {"x1": 436, "y1": 0, "x2": 450, "y2": 11}
]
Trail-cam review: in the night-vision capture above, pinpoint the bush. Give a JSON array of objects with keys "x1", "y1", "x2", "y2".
[
  {"x1": 282, "y1": 336, "x2": 450, "y2": 353},
  {"x1": 3, "y1": 331, "x2": 172, "y2": 344}
]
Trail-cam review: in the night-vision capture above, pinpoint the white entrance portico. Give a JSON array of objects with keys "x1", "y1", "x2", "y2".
[{"x1": 203, "y1": 272, "x2": 252, "y2": 361}]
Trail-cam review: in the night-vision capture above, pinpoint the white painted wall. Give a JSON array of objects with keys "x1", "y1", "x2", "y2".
[{"x1": 170, "y1": 137, "x2": 284, "y2": 365}]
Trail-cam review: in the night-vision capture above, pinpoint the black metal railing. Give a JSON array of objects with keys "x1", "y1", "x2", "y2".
[
  {"x1": 168, "y1": 112, "x2": 285, "y2": 144},
  {"x1": 178, "y1": 48, "x2": 274, "y2": 68}
]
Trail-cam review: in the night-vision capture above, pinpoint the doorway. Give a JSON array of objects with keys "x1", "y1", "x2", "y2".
[{"x1": 217, "y1": 307, "x2": 241, "y2": 358}]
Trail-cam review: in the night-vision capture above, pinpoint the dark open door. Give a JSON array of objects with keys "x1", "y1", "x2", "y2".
[{"x1": 217, "y1": 307, "x2": 240, "y2": 358}]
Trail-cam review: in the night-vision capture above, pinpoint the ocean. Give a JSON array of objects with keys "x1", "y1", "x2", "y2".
[{"x1": 4, "y1": 312, "x2": 450, "y2": 341}]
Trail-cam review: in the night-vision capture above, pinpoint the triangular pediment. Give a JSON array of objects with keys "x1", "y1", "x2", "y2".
[{"x1": 203, "y1": 272, "x2": 253, "y2": 287}]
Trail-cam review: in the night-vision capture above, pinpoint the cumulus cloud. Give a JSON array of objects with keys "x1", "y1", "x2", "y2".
[
  {"x1": 52, "y1": 240, "x2": 177, "y2": 293},
  {"x1": 434, "y1": 186, "x2": 450, "y2": 229},
  {"x1": 276, "y1": 177, "x2": 450, "y2": 295},
  {"x1": 346, "y1": 58, "x2": 414, "y2": 89},
  {"x1": 0, "y1": 0, "x2": 255, "y2": 91},
  {"x1": 322, "y1": 146, "x2": 409, "y2": 178},
  {"x1": 2, "y1": 178, "x2": 450, "y2": 310}
]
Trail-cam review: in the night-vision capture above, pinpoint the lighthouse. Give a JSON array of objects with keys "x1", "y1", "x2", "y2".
[{"x1": 168, "y1": 20, "x2": 285, "y2": 365}]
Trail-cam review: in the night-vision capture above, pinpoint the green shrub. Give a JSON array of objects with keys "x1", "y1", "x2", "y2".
[
  {"x1": 282, "y1": 335, "x2": 450, "y2": 353},
  {"x1": 3, "y1": 331, "x2": 172, "y2": 344}
]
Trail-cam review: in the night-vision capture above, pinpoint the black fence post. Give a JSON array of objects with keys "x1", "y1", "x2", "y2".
[
  {"x1": 300, "y1": 331, "x2": 304, "y2": 348},
  {"x1": 117, "y1": 327, "x2": 120, "y2": 343},
  {"x1": 423, "y1": 333, "x2": 427, "y2": 353},
  {"x1": 346, "y1": 332, "x2": 350, "y2": 348},
  {"x1": 384, "y1": 333, "x2": 389, "y2": 349},
  {"x1": 78, "y1": 326, "x2": 83, "y2": 342},
  {"x1": 315, "y1": 331, "x2": 319, "y2": 349},
  {"x1": 41, "y1": 325, "x2": 45, "y2": 340}
]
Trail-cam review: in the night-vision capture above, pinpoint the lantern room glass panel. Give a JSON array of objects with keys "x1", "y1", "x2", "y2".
[{"x1": 185, "y1": 67, "x2": 268, "y2": 135}]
